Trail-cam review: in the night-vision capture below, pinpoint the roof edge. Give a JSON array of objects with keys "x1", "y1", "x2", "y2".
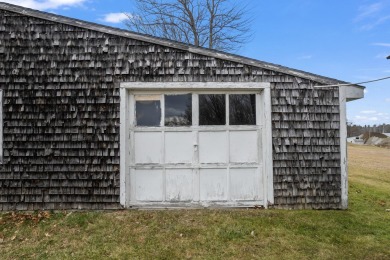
[{"x1": 0, "y1": 2, "x2": 361, "y2": 86}]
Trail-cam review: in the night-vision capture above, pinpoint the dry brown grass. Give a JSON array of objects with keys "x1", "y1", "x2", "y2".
[{"x1": 348, "y1": 144, "x2": 390, "y2": 191}]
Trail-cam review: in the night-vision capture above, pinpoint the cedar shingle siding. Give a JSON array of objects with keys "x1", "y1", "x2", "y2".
[{"x1": 0, "y1": 8, "x2": 341, "y2": 210}]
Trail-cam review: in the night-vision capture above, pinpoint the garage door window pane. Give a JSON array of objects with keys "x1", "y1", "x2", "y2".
[
  {"x1": 136, "y1": 97, "x2": 161, "y2": 126},
  {"x1": 199, "y1": 94, "x2": 226, "y2": 125},
  {"x1": 229, "y1": 94, "x2": 256, "y2": 125},
  {"x1": 165, "y1": 94, "x2": 192, "y2": 126}
]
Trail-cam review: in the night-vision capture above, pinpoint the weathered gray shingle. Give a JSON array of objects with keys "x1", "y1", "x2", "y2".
[{"x1": 0, "y1": 8, "x2": 342, "y2": 210}]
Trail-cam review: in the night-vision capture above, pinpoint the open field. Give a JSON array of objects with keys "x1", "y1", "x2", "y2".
[{"x1": 1, "y1": 144, "x2": 389, "y2": 259}]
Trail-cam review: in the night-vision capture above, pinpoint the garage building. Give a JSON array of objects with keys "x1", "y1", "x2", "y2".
[{"x1": 0, "y1": 3, "x2": 364, "y2": 210}]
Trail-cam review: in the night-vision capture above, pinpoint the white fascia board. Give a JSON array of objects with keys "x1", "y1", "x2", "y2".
[
  {"x1": 345, "y1": 85, "x2": 364, "y2": 102},
  {"x1": 120, "y1": 82, "x2": 270, "y2": 91}
]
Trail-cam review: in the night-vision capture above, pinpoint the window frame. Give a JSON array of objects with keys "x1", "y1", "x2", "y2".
[
  {"x1": 132, "y1": 91, "x2": 261, "y2": 128},
  {"x1": 228, "y1": 93, "x2": 257, "y2": 126},
  {"x1": 134, "y1": 95, "x2": 162, "y2": 127},
  {"x1": 164, "y1": 93, "x2": 193, "y2": 127}
]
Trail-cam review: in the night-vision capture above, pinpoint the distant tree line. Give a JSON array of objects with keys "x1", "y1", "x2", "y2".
[{"x1": 347, "y1": 123, "x2": 390, "y2": 137}]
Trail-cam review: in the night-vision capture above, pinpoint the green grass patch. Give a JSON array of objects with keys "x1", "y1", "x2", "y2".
[{"x1": 1, "y1": 144, "x2": 389, "y2": 259}]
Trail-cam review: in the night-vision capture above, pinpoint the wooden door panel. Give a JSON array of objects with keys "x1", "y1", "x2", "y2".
[
  {"x1": 135, "y1": 169, "x2": 163, "y2": 201},
  {"x1": 199, "y1": 168, "x2": 227, "y2": 201},
  {"x1": 134, "y1": 132, "x2": 162, "y2": 164},
  {"x1": 229, "y1": 130, "x2": 258, "y2": 163},
  {"x1": 166, "y1": 169, "x2": 193, "y2": 201},
  {"x1": 230, "y1": 168, "x2": 262, "y2": 201},
  {"x1": 198, "y1": 131, "x2": 228, "y2": 164},
  {"x1": 165, "y1": 131, "x2": 193, "y2": 164}
]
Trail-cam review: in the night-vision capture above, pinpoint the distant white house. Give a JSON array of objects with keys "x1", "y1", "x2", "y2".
[{"x1": 347, "y1": 135, "x2": 364, "y2": 144}]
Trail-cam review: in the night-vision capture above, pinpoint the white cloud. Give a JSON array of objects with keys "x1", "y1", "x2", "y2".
[
  {"x1": 355, "y1": 2, "x2": 390, "y2": 30},
  {"x1": 353, "y1": 109, "x2": 390, "y2": 124},
  {"x1": 360, "y1": 15, "x2": 390, "y2": 30},
  {"x1": 355, "y1": 2, "x2": 384, "y2": 22},
  {"x1": 1, "y1": 0, "x2": 87, "y2": 10},
  {"x1": 361, "y1": 110, "x2": 377, "y2": 114},
  {"x1": 372, "y1": 42, "x2": 390, "y2": 47},
  {"x1": 101, "y1": 13, "x2": 129, "y2": 24},
  {"x1": 386, "y1": 98, "x2": 390, "y2": 102},
  {"x1": 355, "y1": 115, "x2": 379, "y2": 122},
  {"x1": 376, "y1": 112, "x2": 389, "y2": 116},
  {"x1": 364, "y1": 89, "x2": 369, "y2": 94}
]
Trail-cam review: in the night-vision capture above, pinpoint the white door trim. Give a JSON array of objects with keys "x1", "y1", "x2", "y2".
[{"x1": 119, "y1": 82, "x2": 273, "y2": 208}]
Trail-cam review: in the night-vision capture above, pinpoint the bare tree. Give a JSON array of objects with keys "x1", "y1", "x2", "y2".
[{"x1": 125, "y1": 0, "x2": 252, "y2": 51}]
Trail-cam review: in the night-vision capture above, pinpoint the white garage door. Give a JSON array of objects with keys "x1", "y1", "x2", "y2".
[{"x1": 124, "y1": 87, "x2": 270, "y2": 208}]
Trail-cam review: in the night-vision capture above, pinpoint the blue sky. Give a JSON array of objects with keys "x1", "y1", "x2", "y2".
[{"x1": 4, "y1": 0, "x2": 390, "y2": 126}]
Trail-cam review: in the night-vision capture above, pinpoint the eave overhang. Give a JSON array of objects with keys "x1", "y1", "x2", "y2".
[{"x1": 345, "y1": 85, "x2": 365, "y2": 102}]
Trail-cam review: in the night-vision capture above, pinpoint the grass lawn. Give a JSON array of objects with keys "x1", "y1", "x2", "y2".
[{"x1": 1, "y1": 144, "x2": 389, "y2": 259}]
